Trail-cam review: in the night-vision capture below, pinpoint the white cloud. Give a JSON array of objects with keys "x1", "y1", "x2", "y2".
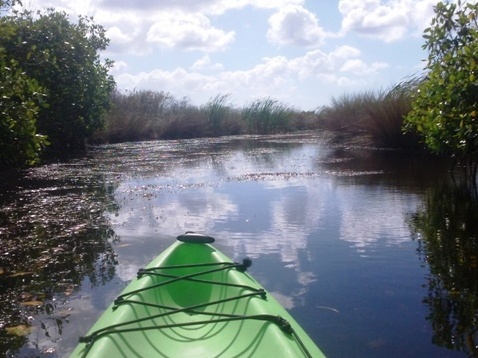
[
  {"x1": 238, "y1": 0, "x2": 305, "y2": 10},
  {"x1": 339, "y1": 58, "x2": 388, "y2": 74},
  {"x1": 101, "y1": 18, "x2": 155, "y2": 56},
  {"x1": 146, "y1": 13, "x2": 235, "y2": 52},
  {"x1": 339, "y1": 0, "x2": 407, "y2": 41},
  {"x1": 97, "y1": 0, "x2": 305, "y2": 15},
  {"x1": 110, "y1": 60, "x2": 128, "y2": 74},
  {"x1": 17, "y1": 0, "x2": 422, "y2": 108},
  {"x1": 220, "y1": 56, "x2": 297, "y2": 99},
  {"x1": 105, "y1": 26, "x2": 144, "y2": 55},
  {"x1": 267, "y1": 5, "x2": 329, "y2": 47},
  {"x1": 338, "y1": 0, "x2": 438, "y2": 42},
  {"x1": 101, "y1": 11, "x2": 236, "y2": 54},
  {"x1": 191, "y1": 55, "x2": 224, "y2": 71},
  {"x1": 21, "y1": 0, "x2": 237, "y2": 53},
  {"x1": 408, "y1": 0, "x2": 441, "y2": 35},
  {"x1": 114, "y1": 44, "x2": 388, "y2": 106},
  {"x1": 99, "y1": 0, "x2": 208, "y2": 12},
  {"x1": 289, "y1": 49, "x2": 331, "y2": 79},
  {"x1": 116, "y1": 68, "x2": 216, "y2": 96},
  {"x1": 288, "y1": 45, "x2": 387, "y2": 79},
  {"x1": 106, "y1": 26, "x2": 133, "y2": 45},
  {"x1": 329, "y1": 45, "x2": 361, "y2": 60}
]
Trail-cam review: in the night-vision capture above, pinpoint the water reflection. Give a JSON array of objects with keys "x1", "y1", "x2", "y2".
[
  {"x1": 1, "y1": 132, "x2": 473, "y2": 357},
  {"x1": 0, "y1": 165, "x2": 118, "y2": 357},
  {"x1": 409, "y1": 182, "x2": 478, "y2": 357},
  {"x1": 338, "y1": 187, "x2": 418, "y2": 255}
]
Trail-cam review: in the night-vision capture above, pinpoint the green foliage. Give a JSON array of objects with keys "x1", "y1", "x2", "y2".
[
  {"x1": 204, "y1": 94, "x2": 231, "y2": 135},
  {"x1": 0, "y1": 8, "x2": 115, "y2": 158},
  {"x1": 0, "y1": 50, "x2": 48, "y2": 168},
  {"x1": 203, "y1": 94, "x2": 244, "y2": 136},
  {"x1": 243, "y1": 98, "x2": 293, "y2": 134},
  {"x1": 404, "y1": 1, "x2": 478, "y2": 174}
]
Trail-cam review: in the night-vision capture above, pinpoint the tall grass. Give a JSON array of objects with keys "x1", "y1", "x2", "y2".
[
  {"x1": 97, "y1": 90, "x2": 170, "y2": 142},
  {"x1": 95, "y1": 79, "x2": 421, "y2": 148},
  {"x1": 316, "y1": 78, "x2": 421, "y2": 148},
  {"x1": 363, "y1": 82, "x2": 418, "y2": 147},
  {"x1": 203, "y1": 94, "x2": 244, "y2": 136},
  {"x1": 96, "y1": 90, "x2": 211, "y2": 142},
  {"x1": 158, "y1": 100, "x2": 207, "y2": 139},
  {"x1": 243, "y1": 98, "x2": 295, "y2": 134},
  {"x1": 95, "y1": 91, "x2": 311, "y2": 143}
]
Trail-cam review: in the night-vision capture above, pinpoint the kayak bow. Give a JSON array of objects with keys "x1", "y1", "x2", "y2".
[{"x1": 71, "y1": 232, "x2": 326, "y2": 357}]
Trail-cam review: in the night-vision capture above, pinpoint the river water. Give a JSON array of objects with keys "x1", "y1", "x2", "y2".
[{"x1": 1, "y1": 132, "x2": 477, "y2": 357}]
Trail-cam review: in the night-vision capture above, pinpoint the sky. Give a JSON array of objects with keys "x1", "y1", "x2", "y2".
[{"x1": 17, "y1": 0, "x2": 447, "y2": 110}]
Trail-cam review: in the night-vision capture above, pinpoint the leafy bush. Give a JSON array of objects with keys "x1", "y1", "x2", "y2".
[
  {"x1": 0, "y1": 52, "x2": 48, "y2": 168},
  {"x1": 404, "y1": 1, "x2": 478, "y2": 180},
  {"x1": 0, "y1": 8, "x2": 115, "y2": 158}
]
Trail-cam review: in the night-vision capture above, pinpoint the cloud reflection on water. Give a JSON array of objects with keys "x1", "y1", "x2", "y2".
[
  {"x1": 110, "y1": 142, "x2": 421, "y2": 259},
  {"x1": 337, "y1": 186, "x2": 419, "y2": 255},
  {"x1": 105, "y1": 136, "x2": 425, "y2": 314}
]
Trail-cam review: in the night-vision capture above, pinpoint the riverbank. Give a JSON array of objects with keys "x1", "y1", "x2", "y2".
[{"x1": 94, "y1": 83, "x2": 420, "y2": 150}]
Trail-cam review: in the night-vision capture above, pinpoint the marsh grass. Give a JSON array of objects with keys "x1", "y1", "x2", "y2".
[
  {"x1": 317, "y1": 79, "x2": 421, "y2": 148},
  {"x1": 96, "y1": 91, "x2": 309, "y2": 143},
  {"x1": 97, "y1": 90, "x2": 169, "y2": 142},
  {"x1": 364, "y1": 83, "x2": 419, "y2": 147},
  {"x1": 243, "y1": 98, "x2": 295, "y2": 134},
  {"x1": 203, "y1": 94, "x2": 244, "y2": 136},
  {"x1": 96, "y1": 80, "x2": 420, "y2": 149},
  {"x1": 96, "y1": 90, "x2": 208, "y2": 142}
]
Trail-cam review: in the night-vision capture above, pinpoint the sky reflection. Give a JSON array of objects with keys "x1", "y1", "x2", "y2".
[
  {"x1": 3, "y1": 134, "x2": 461, "y2": 357},
  {"x1": 106, "y1": 139, "x2": 425, "y2": 321},
  {"x1": 108, "y1": 136, "x2": 426, "y2": 263}
]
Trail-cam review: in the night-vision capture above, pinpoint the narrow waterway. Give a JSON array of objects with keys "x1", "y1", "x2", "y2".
[{"x1": 1, "y1": 132, "x2": 477, "y2": 357}]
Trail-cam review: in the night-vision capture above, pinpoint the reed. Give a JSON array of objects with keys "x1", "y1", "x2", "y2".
[
  {"x1": 317, "y1": 79, "x2": 421, "y2": 148},
  {"x1": 97, "y1": 90, "x2": 171, "y2": 143},
  {"x1": 158, "y1": 99, "x2": 208, "y2": 139},
  {"x1": 202, "y1": 94, "x2": 244, "y2": 136},
  {"x1": 96, "y1": 82, "x2": 420, "y2": 148},
  {"x1": 362, "y1": 83, "x2": 418, "y2": 147},
  {"x1": 96, "y1": 91, "x2": 308, "y2": 143},
  {"x1": 242, "y1": 98, "x2": 294, "y2": 134}
]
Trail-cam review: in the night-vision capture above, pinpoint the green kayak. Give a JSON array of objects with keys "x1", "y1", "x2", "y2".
[{"x1": 71, "y1": 233, "x2": 326, "y2": 357}]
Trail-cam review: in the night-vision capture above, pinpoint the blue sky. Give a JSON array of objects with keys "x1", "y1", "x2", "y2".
[{"x1": 19, "y1": 0, "x2": 446, "y2": 110}]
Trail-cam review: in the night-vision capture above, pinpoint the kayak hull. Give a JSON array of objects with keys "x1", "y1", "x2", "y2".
[{"x1": 71, "y1": 236, "x2": 325, "y2": 357}]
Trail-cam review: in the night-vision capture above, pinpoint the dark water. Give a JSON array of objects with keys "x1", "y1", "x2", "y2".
[{"x1": 1, "y1": 132, "x2": 478, "y2": 357}]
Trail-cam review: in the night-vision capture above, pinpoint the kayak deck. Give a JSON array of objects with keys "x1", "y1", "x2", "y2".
[{"x1": 71, "y1": 234, "x2": 325, "y2": 357}]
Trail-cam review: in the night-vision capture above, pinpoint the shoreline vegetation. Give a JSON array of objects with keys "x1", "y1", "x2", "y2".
[
  {"x1": 94, "y1": 78, "x2": 422, "y2": 150},
  {"x1": 3, "y1": 1, "x2": 478, "y2": 181}
]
